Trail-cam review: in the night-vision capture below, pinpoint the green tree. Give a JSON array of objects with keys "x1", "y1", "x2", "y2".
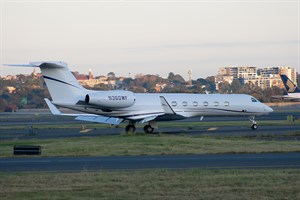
[{"x1": 231, "y1": 79, "x2": 242, "y2": 93}]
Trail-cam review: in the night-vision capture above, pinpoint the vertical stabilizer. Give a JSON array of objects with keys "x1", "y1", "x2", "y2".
[
  {"x1": 280, "y1": 75, "x2": 300, "y2": 93},
  {"x1": 31, "y1": 62, "x2": 86, "y2": 103}
]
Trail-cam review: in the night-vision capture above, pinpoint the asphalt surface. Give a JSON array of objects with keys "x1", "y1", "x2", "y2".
[
  {"x1": 1, "y1": 108, "x2": 299, "y2": 124},
  {"x1": 1, "y1": 125, "x2": 300, "y2": 141},
  {"x1": 1, "y1": 153, "x2": 299, "y2": 172},
  {"x1": 1, "y1": 108, "x2": 300, "y2": 140},
  {"x1": 1, "y1": 108, "x2": 300, "y2": 172}
]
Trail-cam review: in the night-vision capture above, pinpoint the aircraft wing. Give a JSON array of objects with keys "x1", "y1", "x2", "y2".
[
  {"x1": 128, "y1": 114, "x2": 164, "y2": 124},
  {"x1": 127, "y1": 96, "x2": 184, "y2": 123},
  {"x1": 44, "y1": 98, "x2": 124, "y2": 125},
  {"x1": 75, "y1": 115, "x2": 123, "y2": 125},
  {"x1": 45, "y1": 96, "x2": 184, "y2": 125}
]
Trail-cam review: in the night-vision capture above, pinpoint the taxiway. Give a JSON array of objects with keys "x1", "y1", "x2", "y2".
[{"x1": 1, "y1": 153, "x2": 299, "y2": 172}]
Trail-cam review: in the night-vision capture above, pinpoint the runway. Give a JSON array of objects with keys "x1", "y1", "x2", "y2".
[
  {"x1": 0, "y1": 153, "x2": 299, "y2": 172},
  {"x1": 1, "y1": 108, "x2": 300, "y2": 140},
  {"x1": 1, "y1": 125, "x2": 300, "y2": 141}
]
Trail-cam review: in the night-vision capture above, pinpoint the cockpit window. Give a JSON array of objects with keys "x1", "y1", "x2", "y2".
[{"x1": 251, "y1": 97, "x2": 258, "y2": 102}]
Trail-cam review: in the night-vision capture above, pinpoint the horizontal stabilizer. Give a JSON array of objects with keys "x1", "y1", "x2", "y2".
[
  {"x1": 4, "y1": 64, "x2": 36, "y2": 67},
  {"x1": 75, "y1": 116, "x2": 123, "y2": 125},
  {"x1": 4, "y1": 61, "x2": 68, "y2": 68}
]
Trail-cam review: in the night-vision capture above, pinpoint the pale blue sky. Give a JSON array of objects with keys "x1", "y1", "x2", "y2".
[{"x1": 1, "y1": 0, "x2": 299, "y2": 79}]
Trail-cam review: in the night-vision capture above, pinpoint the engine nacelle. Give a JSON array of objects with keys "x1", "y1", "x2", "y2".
[{"x1": 85, "y1": 90, "x2": 135, "y2": 108}]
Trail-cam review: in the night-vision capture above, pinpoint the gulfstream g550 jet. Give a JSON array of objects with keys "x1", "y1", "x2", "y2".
[{"x1": 6, "y1": 61, "x2": 273, "y2": 133}]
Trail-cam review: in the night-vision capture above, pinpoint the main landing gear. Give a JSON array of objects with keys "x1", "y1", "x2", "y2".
[
  {"x1": 125, "y1": 121, "x2": 136, "y2": 133},
  {"x1": 143, "y1": 125, "x2": 154, "y2": 133},
  {"x1": 249, "y1": 116, "x2": 258, "y2": 130},
  {"x1": 125, "y1": 121, "x2": 156, "y2": 134}
]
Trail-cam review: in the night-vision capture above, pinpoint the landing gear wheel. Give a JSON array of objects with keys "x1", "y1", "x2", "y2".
[
  {"x1": 125, "y1": 125, "x2": 136, "y2": 133},
  {"x1": 143, "y1": 125, "x2": 154, "y2": 133},
  {"x1": 251, "y1": 123, "x2": 258, "y2": 130},
  {"x1": 249, "y1": 116, "x2": 258, "y2": 130}
]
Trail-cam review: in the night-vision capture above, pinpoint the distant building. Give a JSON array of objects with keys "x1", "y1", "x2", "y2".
[
  {"x1": 215, "y1": 75, "x2": 234, "y2": 90},
  {"x1": 3, "y1": 75, "x2": 16, "y2": 80},
  {"x1": 76, "y1": 69, "x2": 117, "y2": 87},
  {"x1": 279, "y1": 66, "x2": 297, "y2": 84},
  {"x1": 154, "y1": 83, "x2": 167, "y2": 92},
  {"x1": 88, "y1": 69, "x2": 94, "y2": 80},
  {"x1": 6, "y1": 86, "x2": 16, "y2": 94},
  {"x1": 215, "y1": 66, "x2": 297, "y2": 90},
  {"x1": 215, "y1": 66, "x2": 257, "y2": 89},
  {"x1": 188, "y1": 69, "x2": 192, "y2": 87}
]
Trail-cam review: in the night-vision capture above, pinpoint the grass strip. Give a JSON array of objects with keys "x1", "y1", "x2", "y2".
[
  {"x1": 0, "y1": 134, "x2": 299, "y2": 157},
  {"x1": 0, "y1": 168, "x2": 299, "y2": 200}
]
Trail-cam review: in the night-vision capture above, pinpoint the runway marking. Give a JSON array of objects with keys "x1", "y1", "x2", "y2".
[
  {"x1": 80, "y1": 129, "x2": 93, "y2": 133},
  {"x1": 207, "y1": 127, "x2": 218, "y2": 131}
]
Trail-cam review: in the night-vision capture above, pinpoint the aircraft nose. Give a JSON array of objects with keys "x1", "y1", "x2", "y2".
[{"x1": 264, "y1": 105, "x2": 273, "y2": 113}]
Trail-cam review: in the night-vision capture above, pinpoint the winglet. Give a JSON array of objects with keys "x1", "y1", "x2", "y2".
[
  {"x1": 159, "y1": 96, "x2": 176, "y2": 114},
  {"x1": 44, "y1": 98, "x2": 61, "y2": 115}
]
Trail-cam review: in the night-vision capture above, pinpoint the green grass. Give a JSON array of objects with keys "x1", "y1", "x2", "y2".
[
  {"x1": 1, "y1": 133, "x2": 300, "y2": 157},
  {"x1": 0, "y1": 169, "x2": 299, "y2": 200}
]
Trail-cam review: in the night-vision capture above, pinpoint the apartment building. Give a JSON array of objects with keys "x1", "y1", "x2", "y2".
[{"x1": 215, "y1": 66, "x2": 297, "y2": 90}]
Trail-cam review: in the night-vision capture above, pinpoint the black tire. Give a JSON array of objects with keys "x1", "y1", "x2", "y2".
[
  {"x1": 143, "y1": 125, "x2": 154, "y2": 133},
  {"x1": 251, "y1": 124, "x2": 258, "y2": 130},
  {"x1": 125, "y1": 125, "x2": 136, "y2": 133}
]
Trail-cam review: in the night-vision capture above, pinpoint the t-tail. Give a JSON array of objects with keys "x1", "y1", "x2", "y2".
[
  {"x1": 5, "y1": 61, "x2": 87, "y2": 103},
  {"x1": 280, "y1": 75, "x2": 300, "y2": 94}
]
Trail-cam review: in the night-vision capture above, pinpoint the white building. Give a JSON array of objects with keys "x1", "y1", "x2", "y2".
[{"x1": 215, "y1": 66, "x2": 297, "y2": 90}]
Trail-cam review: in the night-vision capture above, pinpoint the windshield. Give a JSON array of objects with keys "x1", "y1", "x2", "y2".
[{"x1": 251, "y1": 97, "x2": 258, "y2": 102}]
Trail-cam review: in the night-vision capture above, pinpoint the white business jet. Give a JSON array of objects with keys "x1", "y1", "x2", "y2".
[{"x1": 6, "y1": 61, "x2": 273, "y2": 132}]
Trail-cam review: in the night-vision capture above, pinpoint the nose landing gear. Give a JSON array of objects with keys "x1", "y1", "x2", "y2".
[{"x1": 249, "y1": 116, "x2": 258, "y2": 130}]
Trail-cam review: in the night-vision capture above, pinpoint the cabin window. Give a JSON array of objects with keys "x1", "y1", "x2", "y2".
[
  {"x1": 214, "y1": 101, "x2": 219, "y2": 106},
  {"x1": 193, "y1": 101, "x2": 198, "y2": 107},
  {"x1": 251, "y1": 97, "x2": 258, "y2": 102},
  {"x1": 171, "y1": 101, "x2": 177, "y2": 107},
  {"x1": 182, "y1": 101, "x2": 188, "y2": 107},
  {"x1": 203, "y1": 101, "x2": 209, "y2": 106},
  {"x1": 224, "y1": 101, "x2": 230, "y2": 106}
]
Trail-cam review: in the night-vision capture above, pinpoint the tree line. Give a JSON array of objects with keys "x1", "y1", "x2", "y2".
[{"x1": 0, "y1": 72, "x2": 292, "y2": 111}]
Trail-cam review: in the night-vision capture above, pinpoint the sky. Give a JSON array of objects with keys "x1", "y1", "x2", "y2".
[{"x1": 0, "y1": 0, "x2": 299, "y2": 80}]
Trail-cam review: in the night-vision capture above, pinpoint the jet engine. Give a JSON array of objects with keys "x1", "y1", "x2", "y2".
[{"x1": 85, "y1": 90, "x2": 135, "y2": 108}]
